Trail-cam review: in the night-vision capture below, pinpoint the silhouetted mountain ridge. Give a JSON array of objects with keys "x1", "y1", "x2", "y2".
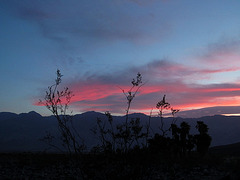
[
  {"x1": 1, "y1": 111, "x2": 240, "y2": 152},
  {"x1": 0, "y1": 112, "x2": 18, "y2": 121}
]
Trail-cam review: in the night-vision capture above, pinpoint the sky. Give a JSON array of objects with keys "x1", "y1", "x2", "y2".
[{"x1": 1, "y1": 0, "x2": 240, "y2": 117}]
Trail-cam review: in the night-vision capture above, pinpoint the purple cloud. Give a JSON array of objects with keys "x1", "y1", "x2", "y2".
[
  {"x1": 3, "y1": 0, "x2": 170, "y2": 45},
  {"x1": 196, "y1": 37, "x2": 240, "y2": 67}
]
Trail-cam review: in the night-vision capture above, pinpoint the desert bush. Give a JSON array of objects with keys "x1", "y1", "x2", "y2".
[
  {"x1": 40, "y1": 70, "x2": 85, "y2": 154},
  {"x1": 92, "y1": 73, "x2": 150, "y2": 154},
  {"x1": 40, "y1": 70, "x2": 212, "y2": 158},
  {"x1": 148, "y1": 96, "x2": 212, "y2": 157},
  {"x1": 195, "y1": 121, "x2": 212, "y2": 156}
]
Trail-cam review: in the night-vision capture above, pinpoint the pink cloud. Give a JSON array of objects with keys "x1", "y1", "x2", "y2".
[
  {"x1": 67, "y1": 78, "x2": 240, "y2": 115},
  {"x1": 35, "y1": 59, "x2": 240, "y2": 116}
]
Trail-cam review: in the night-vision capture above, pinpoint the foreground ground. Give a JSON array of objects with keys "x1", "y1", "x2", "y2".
[{"x1": 0, "y1": 152, "x2": 240, "y2": 180}]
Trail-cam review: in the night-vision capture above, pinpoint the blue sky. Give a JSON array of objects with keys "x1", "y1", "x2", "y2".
[{"x1": 1, "y1": 0, "x2": 240, "y2": 117}]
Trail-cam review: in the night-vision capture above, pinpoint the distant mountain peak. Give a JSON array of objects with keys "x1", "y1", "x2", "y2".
[
  {"x1": 19, "y1": 111, "x2": 42, "y2": 118},
  {"x1": 81, "y1": 111, "x2": 103, "y2": 116},
  {"x1": 128, "y1": 112, "x2": 148, "y2": 118},
  {"x1": 28, "y1": 111, "x2": 42, "y2": 117}
]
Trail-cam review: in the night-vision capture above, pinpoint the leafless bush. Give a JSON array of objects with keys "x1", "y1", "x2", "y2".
[{"x1": 40, "y1": 70, "x2": 85, "y2": 154}]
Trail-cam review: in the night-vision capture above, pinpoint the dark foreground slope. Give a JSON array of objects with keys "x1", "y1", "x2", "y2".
[{"x1": 0, "y1": 151, "x2": 240, "y2": 180}]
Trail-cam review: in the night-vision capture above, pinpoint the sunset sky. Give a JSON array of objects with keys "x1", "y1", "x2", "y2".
[{"x1": 1, "y1": 0, "x2": 240, "y2": 117}]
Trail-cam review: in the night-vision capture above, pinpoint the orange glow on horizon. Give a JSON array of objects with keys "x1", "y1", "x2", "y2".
[{"x1": 222, "y1": 113, "x2": 240, "y2": 116}]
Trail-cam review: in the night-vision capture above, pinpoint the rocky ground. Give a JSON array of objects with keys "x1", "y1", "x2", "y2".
[{"x1": 0, "y1": 153, "x2": 240, "y2": 180}]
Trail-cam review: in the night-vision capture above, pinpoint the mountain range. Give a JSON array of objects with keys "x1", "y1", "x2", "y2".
[{"x1": 1, "y1": 111, "x2": 240, "y2": 152}]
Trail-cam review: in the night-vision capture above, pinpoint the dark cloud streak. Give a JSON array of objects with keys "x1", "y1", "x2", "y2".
[{"x1": 3, "y1": 0, "x2": 170, "y2": 45}]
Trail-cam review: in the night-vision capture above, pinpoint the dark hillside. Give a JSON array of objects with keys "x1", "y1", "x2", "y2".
[
  {"x1": 1, "y1": 111, "x2": 240, "y2": 152},
  {"x1": 210, "y1": 142, "x2": 240, "y2": 156}
]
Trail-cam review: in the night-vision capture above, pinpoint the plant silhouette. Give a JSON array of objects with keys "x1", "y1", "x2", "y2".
[
  {"x1": 148, "y1": 95, "x2": 212, "y2": 157},
  {"x1": 40, "y1": 70, "x2": 213, "y2": 160},
  {"x1": 37, "y1": 70, "x2": 217, "y2": 179},
  {"x1": 195, "y1": 121, "x2": 212, "y2": 156},
  {"x1": 93, "y1": 73, "x2": 149, "y2": 153},
  {"x1": 40, "y1": 70, "x2": 84, "y2": 154}
]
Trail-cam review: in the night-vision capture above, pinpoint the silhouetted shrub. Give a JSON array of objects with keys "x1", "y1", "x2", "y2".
[
  {"x1": 40, "y1": 70, "x2": 85, "y2": 154},
  {"x1": 148, "y1": 133, "x2": 171, "y2": 154},
  {"x1": 92, "y1": 73, "x2": 149, "y2": 154},
  {"x1": 195, "y1": 121, "x2": 212, "y2": 156},
  {"x1": 147, "y1": 108, "x2": 211, "y2": 158},
  {"x1": 37, "y1": 70, "x2": 217, "y2": 179}
]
